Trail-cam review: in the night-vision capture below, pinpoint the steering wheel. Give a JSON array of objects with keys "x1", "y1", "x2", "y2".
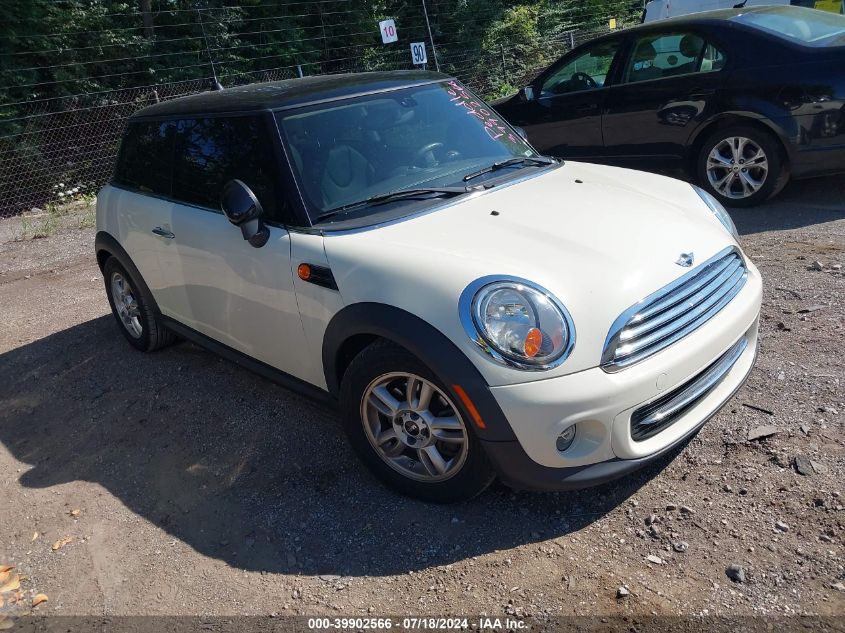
[
  {"x1": 413, "y1": 142, "x2": 444, "y2": 168},
  {"x1": 571, "y1": 71, "x2": 598, "y2": 89}
]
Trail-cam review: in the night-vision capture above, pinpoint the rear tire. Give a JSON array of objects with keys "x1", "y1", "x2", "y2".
[
  {"x1": 103, "y1": 258, "x2": 176, "y2": 352},
  {"x1": 695, "y1": 125, "x2": 787, "y2": 207},
  {"x1": 339, "y1": 340, "x2": 495, "y2": 503}
]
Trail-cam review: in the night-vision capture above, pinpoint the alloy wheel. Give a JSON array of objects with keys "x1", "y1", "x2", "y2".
[
  {"x1": 360, "y1": 372, "x2": 469, "y2": 483},
  {"x1": 706, "y1": 136, "x2": 769, "y2": 200},
  {"x1": 110, "y1": 271, "x2": 143, "y2": 339}
]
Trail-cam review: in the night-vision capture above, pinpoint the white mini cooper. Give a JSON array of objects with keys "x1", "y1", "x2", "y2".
[{"x1": 96, "y1": 71, "x2": 762, "y2": 502}]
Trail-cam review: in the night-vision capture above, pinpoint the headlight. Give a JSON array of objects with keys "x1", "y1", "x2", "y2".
[
  {"x1": 459, "y1": 277, "x2": 575, "y2": 370},
  {"x1": 693, "y1": 185, "x2": 739, "y2": 240}
]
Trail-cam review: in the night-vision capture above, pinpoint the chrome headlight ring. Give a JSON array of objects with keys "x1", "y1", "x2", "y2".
[
  {"x1": 458, "y1": 275, "x2": 576, "y2": 371},
  {"x1": 693, "y1": 185, "x2": 739, "y2": 240}
]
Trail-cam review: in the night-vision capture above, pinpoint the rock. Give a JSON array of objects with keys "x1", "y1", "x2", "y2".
[
  {"x1": 797, "y1": 305, "x2": 827, "y2": 314},
  {"x1": 832, "y1": 263, "x2": 842, "y2": 271},
  {"x1": 646, "y1": 554, "x2": 664, "y2": 565},
  {"x1": 679, "y1": 505, "x2": 695, "y2": 515},
  {"x1": 616, "y1": 586, "x2": 630, "y2": 599},
  {"x1": 665, "y1": 503, "x2": 678, "y2": 511},
  {"x1": 748, "y1": 425, "x2": 779, "y2": 441},
  {"x1": 673, "y1": 541, "x2": 689, "y2": 553},
  {"x1": 810, "y1": 260, "x2": 824, "y2": 271},
  {"x1": 810, "y1": 460, "x2": 828, "y2": 474},
  {"x1": 794, "y1": 455, "x2": 813, "y2": 476},
  {"x1": 819, "y1": 406, "x2": 839, "y2": 415},
  {"x1": 649, "y1": 525, "x2": 662, "y2": 538},
  {"x1": 319, "y1": 575, "x2": 340, "y2": 582},
  {"x1": 645, "y1": 514, "x2": 658, "y2": 526},
  {"x1": 819, "y1": 534, "x2": 834, "y2": 543},
  {"x1": 832, "y1": 582, "x2": 845, "y2": 592},
  {"x1": 775, "y1": 521, "x2": 789, "y2": 533},
  {"x1": 726, "y1": 564, "x2": 746, "y2": 583}
]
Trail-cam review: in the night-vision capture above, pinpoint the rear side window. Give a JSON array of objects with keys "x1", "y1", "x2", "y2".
[
  {"x1": 171, "y1": 116, "x2": 280, "y2": 220},
  {"x1": 622, "y1": 32, "x2": 727, "y2": 84},
  {"x1": 113, "y1": 120, "x2": 175, "y2": 195}
]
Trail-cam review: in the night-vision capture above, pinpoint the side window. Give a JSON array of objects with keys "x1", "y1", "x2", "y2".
[
  {"x1": 171, "y1": 116, "x2": 284, "y2": 222},
  {"x1": 623, "y1": 32, "x2": 726, "y2": 84},
  {"x1": 113, "y1": 120, "x2": 175, "y2": 195},
  {"x1": 539, "y1": 41, "x2": 621, "y2": 97}
]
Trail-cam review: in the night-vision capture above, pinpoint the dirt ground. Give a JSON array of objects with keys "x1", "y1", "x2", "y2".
[{"x1": 0, "y1": 175, "x2": 843, "y2": 623}]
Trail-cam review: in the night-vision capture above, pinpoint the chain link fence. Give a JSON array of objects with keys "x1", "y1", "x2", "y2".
[{"x1": 0, "y1": 2, "x2": 637, "y2": 217}]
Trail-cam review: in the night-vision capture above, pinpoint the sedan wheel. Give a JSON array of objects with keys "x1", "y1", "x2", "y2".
[
  {"x1": 110, "y1": 271, "x2": 143, "y2": 339},
  {"x1": 696, "y1": 124, "x2": 786, "y2": 208},
  {"x1": 361, "y1": 372, "x2": 469, "y2": 482},
  {"x1": 706, "y1": 136, "x2": 768, "y2": 201}
]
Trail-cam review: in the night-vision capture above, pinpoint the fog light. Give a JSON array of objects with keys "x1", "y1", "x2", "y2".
[{"x1": 556, "y1": 425, "x2": 576, "y2": 452}]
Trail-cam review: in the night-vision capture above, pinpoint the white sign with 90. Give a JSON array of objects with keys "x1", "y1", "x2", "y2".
[
  {"x1": 410, "y1": 42, "x2": 427, "y2": 66},
  {"x1": 379, "y1": 19, "x2": 398, "y2": 44}
]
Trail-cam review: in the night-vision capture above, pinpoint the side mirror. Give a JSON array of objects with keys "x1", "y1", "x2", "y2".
[
  {"x1": 521, "y1": 85, "x2": 535, "y2": 102},
  {"x1": 513, "y1": 126, "x2": 528, "y2": 141},
  {"x1": 220, "y1": 179, "x2": 269, "y2": 248}
]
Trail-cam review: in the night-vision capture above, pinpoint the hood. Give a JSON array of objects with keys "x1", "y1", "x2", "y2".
[{"x1": 324, "y1": 161, "x2": 739, "y2": 383}]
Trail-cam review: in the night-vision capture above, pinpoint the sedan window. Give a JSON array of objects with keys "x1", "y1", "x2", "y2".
[
  {"x1": 622, "y1": 32, "x2": 726, "y2": 84},
  {"x1": 539, "y1": 41, "x2": 621, "y2": 97}
]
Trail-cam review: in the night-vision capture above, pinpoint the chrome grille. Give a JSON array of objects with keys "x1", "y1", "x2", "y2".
[
  {"x1": 601, "y1": 247, "x2": 747, "y2": 372},
  {"x1": 630, "y1": 336, "x2": 748, "y2": 441}
]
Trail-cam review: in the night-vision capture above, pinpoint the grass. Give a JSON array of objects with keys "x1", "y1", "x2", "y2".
[{"x1": 13, "y1": 193, "x2": 96, "y2": 240}]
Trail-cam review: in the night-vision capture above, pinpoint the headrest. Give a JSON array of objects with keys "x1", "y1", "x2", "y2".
[
  {"x1": 634, "y1": 41, "x2": 657, "y2": 61},
  {"x1": 679, "y1": 34, "x2": 704, "y2": 59}
]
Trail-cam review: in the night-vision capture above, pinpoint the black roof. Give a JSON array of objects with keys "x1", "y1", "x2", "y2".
[{"x1": 131, "y1": 70, "x2": 450, "y2": 119}]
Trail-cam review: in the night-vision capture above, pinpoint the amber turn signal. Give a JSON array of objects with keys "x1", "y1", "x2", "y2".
[
  {"x1": 297, "y1": 263, "x2": 311, "y2": 281},
  {"x1": 523, "y1": 327, "x2": 543, "y2": 358}
]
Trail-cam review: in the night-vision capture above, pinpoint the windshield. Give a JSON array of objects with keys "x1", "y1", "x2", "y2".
[
  {"x1": 733, "y1": 7, "x2": 845, "y2": 45},
  {"x1": 276, "y1": 80, "x2": 539, "y2": 223}
]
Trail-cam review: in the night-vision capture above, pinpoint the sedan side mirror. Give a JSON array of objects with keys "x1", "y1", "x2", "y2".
[
  {"x1": 220, "y1": 179, "x2": 269, "y2": 248},
  {"x1": 521, "y1": 85, "x2": 535, "y2": 102}
]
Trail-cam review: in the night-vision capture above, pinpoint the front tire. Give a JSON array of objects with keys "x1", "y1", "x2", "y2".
[
  {"x1": 339, "y1": 341, "x2": 495, "y2": 502},
  {"x1": 695, "y1": 125, "x2": 787, "y2": 207},
  {"x1": 103, "y1": 258, "x2": 176, "y2": 352}
]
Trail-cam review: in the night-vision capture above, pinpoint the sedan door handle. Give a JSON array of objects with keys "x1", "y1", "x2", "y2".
[
  {"x1": 151, "y1": 227, "x2": 175, "y2": 239},
  {"x1": 688, "y1": 88, "x2": 715, "y2": 98},
  {"x1": 574, "y1": 103, "x2": 599, "y2": 113}
]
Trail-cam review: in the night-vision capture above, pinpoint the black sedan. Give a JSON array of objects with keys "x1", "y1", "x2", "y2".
[{"x1": 494, "y1": 6, "x2": 845, "y2": 206}]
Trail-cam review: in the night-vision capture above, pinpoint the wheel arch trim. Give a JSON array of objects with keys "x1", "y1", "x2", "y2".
[
  {"x1": 687, "y1": 112, "x2": 792, "y2": 170},
  {"x1": 322, "y1": 302, "x2": 517, "y2": 442}
]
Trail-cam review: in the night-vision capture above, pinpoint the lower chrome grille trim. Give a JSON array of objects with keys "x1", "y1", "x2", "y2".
[
  {"x1": 602, "y1": 246, "x2": 748, "y2": 372},
  {"x1": 630, "y1": 336, "x2": 748, "y2": 441}
]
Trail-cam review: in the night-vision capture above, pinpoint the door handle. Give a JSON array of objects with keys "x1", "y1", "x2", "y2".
[
  {"x1": 688, "y1": 88, "x2": 715, "y2": 98},
  {"x1": 151, "y1": 227, "x2": 175, "y2": 239},
  {"x1": 575, "y1": 103, "x2": 599, "y2": 113}
]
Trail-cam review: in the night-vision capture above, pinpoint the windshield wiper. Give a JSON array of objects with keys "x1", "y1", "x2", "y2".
[
  {"x1": 462, "y1": 156, "x2": 557, "y2": 182},
  {"x1": 314, "y1": 186, "x2": 470, "y2": 224}
]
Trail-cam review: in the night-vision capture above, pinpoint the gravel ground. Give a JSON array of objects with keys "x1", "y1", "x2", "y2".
[{"x1": 0, "y1": 176, "x2": 843, "y2": 622}]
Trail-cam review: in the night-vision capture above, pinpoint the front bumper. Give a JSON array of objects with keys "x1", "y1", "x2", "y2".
[
  {"x1": 479, "y1": 261, "x2": 762, "y2": 490},
  {"x1": 481, "y1": 335, "x2": 757, "y2": 491}
]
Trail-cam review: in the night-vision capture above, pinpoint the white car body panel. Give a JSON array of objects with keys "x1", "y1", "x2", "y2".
[
  {"x1": 642, "y1": 0, "x2": 789, "y2": 23},
  {"x1": 323, "y1": 161, "x2": 741, "y2": 387}
]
